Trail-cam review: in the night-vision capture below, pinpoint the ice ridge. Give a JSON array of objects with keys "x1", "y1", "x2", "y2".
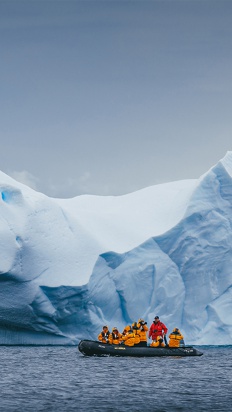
[{"x1": 1, "y1": 153, "x2": 232, "y2": 344}]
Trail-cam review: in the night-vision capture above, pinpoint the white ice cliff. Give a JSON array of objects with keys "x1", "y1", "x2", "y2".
[{"x1": 1, "y1": 152, "x2": 232, "y2": 345}]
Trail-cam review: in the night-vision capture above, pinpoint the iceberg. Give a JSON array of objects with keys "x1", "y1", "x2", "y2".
[{"x1": 1, "y1": 152, "x2": 232, "y2": 345}]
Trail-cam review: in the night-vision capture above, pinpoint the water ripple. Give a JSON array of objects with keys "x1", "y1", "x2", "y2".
[{"x1": 0, "y1": 346, "x2": 231, "y2": 411}]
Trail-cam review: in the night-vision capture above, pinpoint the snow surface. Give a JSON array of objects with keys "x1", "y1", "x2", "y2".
[{"x1": 1, "y1": 152, "x2": 232, "y2": 345}]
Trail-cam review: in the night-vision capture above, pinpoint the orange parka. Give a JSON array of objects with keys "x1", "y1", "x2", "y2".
[
  {"x1": 137, "y1": 319, "x2": 148, "y2": 342},
  {"x1": 98, "y1": 327, "x2": 110, "y2": 343},
  {"x1": 169, "y1": 328, "x2": 184, "y2": 347},
  {"x1": 109, "y1": 330, "x2": 122, "y2": 345},
  {"x1": 150, "y1": 335, "x2": 165, "y2": 347},
  {"x1": 121, "y1": 326, "x2": 135, "y2": 346},
  {"x1": 132, "y1": 322, "x2": 141, "y2": 345}
]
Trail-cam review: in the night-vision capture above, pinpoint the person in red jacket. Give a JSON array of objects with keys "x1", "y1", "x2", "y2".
[{"x1": 149, "y1": 316, "x2": 168, "y2": 345}]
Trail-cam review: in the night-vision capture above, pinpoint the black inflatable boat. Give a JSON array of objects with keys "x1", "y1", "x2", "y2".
[{"x1": 78, "y1": 340, "x2": 203, "y2": 357}]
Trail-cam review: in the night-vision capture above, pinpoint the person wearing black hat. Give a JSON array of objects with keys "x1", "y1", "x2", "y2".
[{"x1": 149, "y1": 316, "x2": 168, "y2": 344}]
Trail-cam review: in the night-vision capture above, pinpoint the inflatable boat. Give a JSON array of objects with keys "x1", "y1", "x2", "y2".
[{"x1": 78, "y1": 340, "x2": 203, "y2": 357}]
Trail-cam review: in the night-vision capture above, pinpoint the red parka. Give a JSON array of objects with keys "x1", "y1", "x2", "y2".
[{"x1": 149, "y1": 320, "x2": 168, "y2": 341}]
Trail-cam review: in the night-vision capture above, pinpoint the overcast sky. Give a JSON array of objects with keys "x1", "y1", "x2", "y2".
[{"x1": 1, "y1": 0, "x2": 232, "y2": 198}]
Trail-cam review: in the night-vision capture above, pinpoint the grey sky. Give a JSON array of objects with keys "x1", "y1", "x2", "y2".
[{"x1": 1, "y1": 0, "x2": 232, "y2": 197}]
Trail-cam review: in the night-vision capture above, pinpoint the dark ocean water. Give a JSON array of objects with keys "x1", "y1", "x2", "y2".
[{"x1": 0, "y1": 345, "x2": 231, "y2": 411}]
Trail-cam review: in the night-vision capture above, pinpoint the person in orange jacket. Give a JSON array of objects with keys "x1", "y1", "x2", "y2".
[
  {"x1": 150, "y1": 335, "x2": 165, "y2": 347},
  {"x1": 132, "y1": 322, "x2": 141, "y2": 345},
  {"x1": 169, "y1": 328, "x2": 185, "y2": 347},
  {"x1": 121, "y1": 325, "x2": 135, "y2": 346},
  {"x1": 137, "y1": 318, "x2": 148, "y2": 346},
  {"x1": 98, "y1": 325, "x2": 110, "y2": 343},
  {"x1": 109, "y1": 327, "x2": 122, "y2": 345}
]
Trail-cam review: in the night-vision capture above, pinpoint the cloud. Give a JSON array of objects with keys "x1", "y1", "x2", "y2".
[
  {"x1": 8, "y1": 170, "x2": 39, "y2": 191},
  {"x1": 7, "y1": 170, "x2": 93, "y2": 198},
  {"x1": 44, "y1": 172, "x2": 92, "y2": 198}
]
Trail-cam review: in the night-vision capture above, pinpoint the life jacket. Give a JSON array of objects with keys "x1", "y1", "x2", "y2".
[{"x1": 101, "y1": 331, "x2": 110, "y2": 338}]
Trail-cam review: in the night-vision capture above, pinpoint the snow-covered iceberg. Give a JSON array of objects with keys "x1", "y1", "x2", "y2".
[{"x1": 1, "y1": 152, "x2": 232, "y2": 345}]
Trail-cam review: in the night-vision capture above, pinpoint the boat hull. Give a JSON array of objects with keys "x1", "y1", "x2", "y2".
[{"x1": 78, "y1": 340, "x2": 203, "y2": 357}]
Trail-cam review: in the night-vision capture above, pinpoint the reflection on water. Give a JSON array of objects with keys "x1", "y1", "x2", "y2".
[{"x1": 0, "y1": 346, "x2": 231, "y2": 411}]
